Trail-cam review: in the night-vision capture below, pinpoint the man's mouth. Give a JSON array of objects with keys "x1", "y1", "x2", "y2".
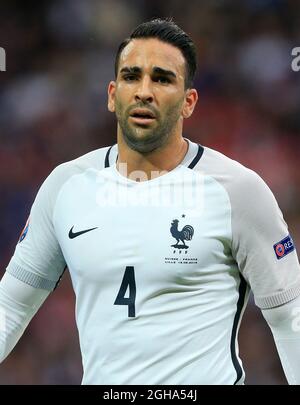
[{"x1": 129, "y1": 108, "x2": 156, "y2": 125}]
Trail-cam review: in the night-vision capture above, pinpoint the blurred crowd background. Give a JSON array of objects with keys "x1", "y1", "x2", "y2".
[{"x1": 0, "y1": 0, "x2": 300, "y2": 384}]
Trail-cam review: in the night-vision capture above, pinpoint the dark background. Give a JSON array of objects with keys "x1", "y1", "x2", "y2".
[{"x1": 0, "y1": 0, "x2": 300, "y2": 384}]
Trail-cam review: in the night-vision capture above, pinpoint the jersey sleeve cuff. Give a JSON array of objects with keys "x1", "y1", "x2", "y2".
[
  {"x1": 255, "y1": 279, "x2": 300, "y2": 309},
  {"x1": 6, "y1": 261, "x2": 58, "y2": 291}
]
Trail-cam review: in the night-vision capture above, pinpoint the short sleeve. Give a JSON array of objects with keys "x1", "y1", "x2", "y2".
[
  {"x1": 231, "y1": 170, "x2": 300, "y2": 309},
  {"x1": 6, "y1": 167, "x2": 67, "y2": 291}
]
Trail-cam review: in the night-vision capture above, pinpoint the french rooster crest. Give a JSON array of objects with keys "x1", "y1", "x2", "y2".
[{"x1": 170, "y1": 219, "x2": 194, "y2": 249}]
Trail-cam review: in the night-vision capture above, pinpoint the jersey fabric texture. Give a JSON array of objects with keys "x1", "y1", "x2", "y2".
[{"x1": 6, "y1": 139, "x2": 300, "y2": 384}]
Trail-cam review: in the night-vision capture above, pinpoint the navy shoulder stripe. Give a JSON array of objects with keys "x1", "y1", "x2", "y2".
[
  {"x1": 188, "y1": 144, "x2": 204, "y2": 169},
  {"x1": 104, "y1": 146, "x2": 113, "y2": 168}
]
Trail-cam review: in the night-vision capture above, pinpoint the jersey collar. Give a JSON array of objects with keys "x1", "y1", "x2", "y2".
[{"x1": 104, "y1": 138, "x2": 204, "y2": 170}]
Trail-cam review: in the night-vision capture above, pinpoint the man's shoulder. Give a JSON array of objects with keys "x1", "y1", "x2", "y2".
[
  {"x1": 199, "y1": 146, "x2": 273, "y2": 201},
  {"x1": 59, "y1": 144, "x2": 113, "y2": 173},
  {"x1": 200, "y1": 146, "x2": 257, "y2": 179},
  {"x1": 35, "y1": 145, "x2": 114, "y2": 203},
  {"x1": 50, "y1": 144, "x2": 113, "y2": 180}
]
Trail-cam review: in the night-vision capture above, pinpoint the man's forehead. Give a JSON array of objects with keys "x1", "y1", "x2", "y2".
[{"x1": 119, "y1": 38, "x2": 185, "y2": 73}]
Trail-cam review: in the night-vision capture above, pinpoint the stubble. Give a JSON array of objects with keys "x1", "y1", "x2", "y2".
[{"x1": 115, "y1": 98, "x2": 184, "y2": 153}]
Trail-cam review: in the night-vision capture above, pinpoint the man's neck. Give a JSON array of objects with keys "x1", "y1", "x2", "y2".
[{"x1": 116, "y1": 133, "x2": 188, "y2": 182}]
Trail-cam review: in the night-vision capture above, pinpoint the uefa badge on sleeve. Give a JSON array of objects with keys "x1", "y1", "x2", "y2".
[
  {"x1": 273, "y1": 235, "x2": 295, "y2": 260},
  {"x1": 18, "y1": 217, "x2": 30, "y2": 243}
]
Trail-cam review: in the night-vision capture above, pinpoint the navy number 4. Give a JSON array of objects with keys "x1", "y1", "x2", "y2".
[{"x1": 114, "y1": 266, "x2": 136, "y2": 317}]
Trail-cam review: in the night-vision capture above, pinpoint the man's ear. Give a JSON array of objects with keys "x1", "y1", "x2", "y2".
[
  {"x1": 107, "y1": 81, "x2": 116, "y2": 112},
  {"x1": 182, "y1": 88, "x2": 198, "y2": 119}
]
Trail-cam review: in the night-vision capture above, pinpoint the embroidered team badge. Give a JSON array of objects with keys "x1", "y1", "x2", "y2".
[
  {"x1": 273, "y1": 235, "x2": 295, "y2": 260},
  {"x1": 19, "y1": 217, "x2": 30, "y2": 243},
  {"x1": 170, "y1": 216, "x2": 194, "y2": 250},
  {"x1": 165, "y1": 215, "x2": 197, "y2": 264}
]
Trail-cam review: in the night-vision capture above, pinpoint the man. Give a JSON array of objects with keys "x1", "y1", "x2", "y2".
[{"x1": 0, "y1": 18, "x2": 300, "y2": 385}]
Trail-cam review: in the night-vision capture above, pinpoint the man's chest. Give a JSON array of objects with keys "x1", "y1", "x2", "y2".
[{"x1": 53, "y1": 169, "x2": 233, "y2": 287}]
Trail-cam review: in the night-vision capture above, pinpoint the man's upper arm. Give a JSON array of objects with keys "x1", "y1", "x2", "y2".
[
  {"x1": 230, "y1": 169, "x2": 300, "y2": 308},
  {"x1": 6, "y1": 165, "x2": 68, "y2": 291}
]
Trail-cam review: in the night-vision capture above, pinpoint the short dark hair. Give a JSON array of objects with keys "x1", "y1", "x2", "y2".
[{"x1": 114, "y1": 18, "x2": 197, "y2": 89}]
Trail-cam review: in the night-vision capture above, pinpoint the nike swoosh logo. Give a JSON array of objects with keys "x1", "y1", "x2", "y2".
[{"x1": 68, "y1": 226, "x2": 98, "y2": 239}]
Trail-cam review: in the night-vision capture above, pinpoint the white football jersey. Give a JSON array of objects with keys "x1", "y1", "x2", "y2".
[{"x1": 6, "y1": 139, "x2": 300, "y2": 384}]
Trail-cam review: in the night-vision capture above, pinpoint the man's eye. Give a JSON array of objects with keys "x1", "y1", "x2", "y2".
[
  {"x1": 123, "y1": 75, "x2": 137, "y2": 81},
  {"x1": 155, "y1": 77, "x2": 170, "y2": 84}
]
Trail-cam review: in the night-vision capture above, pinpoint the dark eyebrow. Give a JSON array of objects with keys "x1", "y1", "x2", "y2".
[
  {"x1": 120, "y1": 66, "x2": 142, "y2": 75},
  {"x1": 119, "y1": 66, "x2": 177, "y2": 79},
  {"x1": 153, "y1": 66, "x2": 176, "y2": 79}
]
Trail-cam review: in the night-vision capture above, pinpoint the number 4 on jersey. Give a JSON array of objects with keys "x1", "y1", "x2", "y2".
[{"x1": 114, "y1": 266, "x2": 136, "y2": 317}]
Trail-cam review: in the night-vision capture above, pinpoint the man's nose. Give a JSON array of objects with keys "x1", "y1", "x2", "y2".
[{"x1": 135, "y1": 76, "x2": 154, "y2": 103}]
